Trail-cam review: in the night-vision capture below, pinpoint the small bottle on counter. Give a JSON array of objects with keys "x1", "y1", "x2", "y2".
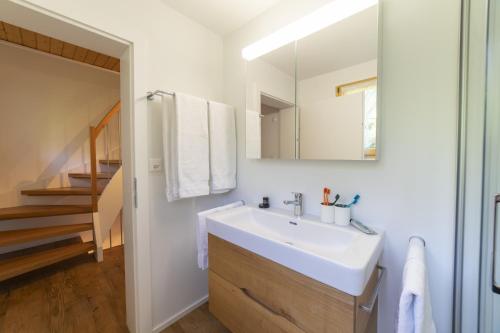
[{"x1": 259, "y1": 197, "x2": 270, "y2": 209}]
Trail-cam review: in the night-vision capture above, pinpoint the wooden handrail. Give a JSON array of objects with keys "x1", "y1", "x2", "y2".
[
  {"x1": 89, "y1": 101, "x2": 121, "y2": 212},
  {"x1": 94, "y1": 101, "x2": 121, "y2": 136}
]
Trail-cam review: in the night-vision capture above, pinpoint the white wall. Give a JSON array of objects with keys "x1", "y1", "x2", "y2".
[
  {"x1": 144, "y1": 8, "x2": 230, "y2": 332},
  {"x1": 299, "y1": 60, "x2": 376, "y2": 160},
  {"x1": 246, "y1": 58, "x2": 295, "y2": 111},
  {"x1": 223, "y1": 1, "x2": 460, "y2": 333},
  {"x1": 2, "y1": 1, "x2": 231, "y2": 331}
]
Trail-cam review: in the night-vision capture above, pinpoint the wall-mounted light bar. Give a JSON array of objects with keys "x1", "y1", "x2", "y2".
[{"x1": 241, "y1": 0, "x2": 378, "y2": 61}]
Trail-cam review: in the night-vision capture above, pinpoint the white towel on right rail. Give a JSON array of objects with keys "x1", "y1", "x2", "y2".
[
  {"x1": 208, "y1": 101, "x2": 236, "y2": 193},
  {"x1": 397, "y1": 237, "x2": 436, "y2": 333}
]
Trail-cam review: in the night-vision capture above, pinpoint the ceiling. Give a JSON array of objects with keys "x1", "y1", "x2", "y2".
[
  {"x1": 0, "y1": 21, "x2": 120, "y2": 72},
  {"x1": 163, "y1": 0, "x2": 283, "y2": 35},
  {"x1": 261, "y1": 5, "x2": 378, "y2": 80}
]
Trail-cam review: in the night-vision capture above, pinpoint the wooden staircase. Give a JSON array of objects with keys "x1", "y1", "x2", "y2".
[
  {"x1": 0, "y1": 242, "x2": 96, "y2": 282},
  {"x1": 21, "y1": 186, "x2": 105, "y2": 196},
  {"x1": 0, "y1": 102, "x2": 122, "y2": 283}
]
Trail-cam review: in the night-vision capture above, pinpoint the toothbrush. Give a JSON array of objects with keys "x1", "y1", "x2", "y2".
[
  {"x1": 323, "y1": 187, "x2": 331, "y2": 205},
  {"x1": 346, "y1": 194, "x2": 360, "y2": 207},
  {"x1": 332, "y1": 194, "x2": 340, "y2": 205}
]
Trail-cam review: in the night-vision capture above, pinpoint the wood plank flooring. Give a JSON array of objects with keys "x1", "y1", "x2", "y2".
[
  {"x1": 160, "y1": 303, "x2": 229, "y2": 333},
  {"x1": 0, "y1": 246, "x2": 127, "y2": 333},
  {"x1": 0, "y1": 245, "x2": 229, "y2": 333}
]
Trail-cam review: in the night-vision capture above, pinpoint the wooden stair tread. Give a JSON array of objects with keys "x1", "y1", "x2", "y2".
[
  {"x1": 99, "y1": 159, "x2": 121, "y2": 165},
  {"x1": 0, "y1": 242, "x2": 95, "y2": 282},
  {"x1": 21, "y1": 187, "x2": 103, "y2": 196},
  {"x1": 68, "y1": 172, "x2": 113, "y2": 179},
  {"x1": 0, "y1": 223, "x2": 93, "y2": 247},
  {"x1": 0, "y1": 205, "x2": 93, "y2": 221}
]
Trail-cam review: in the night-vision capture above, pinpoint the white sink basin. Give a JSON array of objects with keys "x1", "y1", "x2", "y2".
[{"x1": 206, "y1": 205, "x2": 384, "y2": 296}]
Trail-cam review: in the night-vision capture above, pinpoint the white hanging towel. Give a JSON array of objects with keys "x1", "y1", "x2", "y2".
[
  {"x1": 162, "y1": 93, "x2": 210, "y2": 201},
  {"x1": 196, "y1": 201, "x2": 244, "y2": 270},
  {"x1": 208, "y1": 101, "x2": 237, "y2": 193},
  {"x1": 397, "y1": 237, "x2": 436, "y2": 333}
]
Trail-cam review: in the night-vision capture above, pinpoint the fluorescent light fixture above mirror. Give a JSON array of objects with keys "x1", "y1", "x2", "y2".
[{"x1": 241, "y1": 0, "x2": 378, "y2": 61}]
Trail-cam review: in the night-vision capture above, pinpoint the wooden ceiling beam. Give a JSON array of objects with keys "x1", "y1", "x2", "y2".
[
  {"x1": 0, "y1": 22, "x2": 6, "y2": 40},
  {"x1": 0, "y1": 20, "x2": 120, "y2": 73},
  {"x1": 35, "y1": 34, "x2": 50, "y2": 52},
  {"x1": 3, "y1": 22, "x2": 22, "y2": 44},
  {"x1": 20, "y1": 28, "x2": 37, "y2": 49}
]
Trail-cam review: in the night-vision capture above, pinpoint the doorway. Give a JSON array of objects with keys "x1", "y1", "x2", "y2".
[
  {"x1": 455, "y1": 0, "x2": 500, "y2": 331},
  {"x1": 0, "y1": 3, "x2": 144, "y2": 332}
]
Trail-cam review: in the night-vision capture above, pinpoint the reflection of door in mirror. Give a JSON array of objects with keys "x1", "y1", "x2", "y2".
[{"x1": 260, "y1": 93, "x2": 295, "y2": 159}]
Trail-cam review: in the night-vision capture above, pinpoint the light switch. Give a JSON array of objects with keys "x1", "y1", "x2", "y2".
[{"x1": 149, "y1": 158, "x2": 162, "y2": 172}]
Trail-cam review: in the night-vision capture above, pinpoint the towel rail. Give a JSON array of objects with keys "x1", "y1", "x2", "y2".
[
  {"x1": 147, "y1": 90, "x2": 175, "y2": 100},
  {"x1": 409, "y1": 235, "x2": 426, "y2": 247},
  {"x1": 359, "y1": 265, "x2": 386, "y2": 313}
]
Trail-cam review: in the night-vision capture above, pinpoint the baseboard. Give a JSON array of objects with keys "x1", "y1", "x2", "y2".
[{"x1": 152, "y1": 294, "x2": 209, "y2": 333}]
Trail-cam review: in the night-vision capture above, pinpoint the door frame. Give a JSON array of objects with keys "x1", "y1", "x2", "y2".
[
  {"x1": 0, "y1": 2, "x2": 153, "y2": 332},
  {"x1": 454, "y1": 0, "x2": 489, "y2": 331}
]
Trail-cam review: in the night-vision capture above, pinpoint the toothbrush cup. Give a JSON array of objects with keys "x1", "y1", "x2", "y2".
[
  {"x1": 334, "y1": 205, "x2": 351, "y2": 226},
  {"x1": 320, "y1": 204, "x2": 335, "y2": 224}
]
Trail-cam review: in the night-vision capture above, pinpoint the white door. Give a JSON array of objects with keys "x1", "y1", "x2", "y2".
[{"x1": 481, "y1": 1, "x2": 500, "y2": 331}]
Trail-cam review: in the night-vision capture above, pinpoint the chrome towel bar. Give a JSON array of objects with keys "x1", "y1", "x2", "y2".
[
  {"x1": 360, "y1": 265, "x2": 386, "y2": 313},
  {"x1": 146, "y1": 90, "x2": 175, "y2": 100},
  {"x1": 409, "y1": 235, "x2": 426, "y2": 247}
]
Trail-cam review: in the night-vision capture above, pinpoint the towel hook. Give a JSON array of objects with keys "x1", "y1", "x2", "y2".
[{"x1": 409, "y1": 235, "x2": 426, "y2": 247}]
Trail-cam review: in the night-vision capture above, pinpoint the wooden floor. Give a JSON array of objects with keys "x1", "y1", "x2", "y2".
[
  {"x1": 0, "y1": 245, "x2": 228, "y2": 333},
  {"x1": 0, "y1": 246, "x2": 127, "y2": 333},
  {"x1": 160, "y1": 303, "x2": 229, "y2": 333}
]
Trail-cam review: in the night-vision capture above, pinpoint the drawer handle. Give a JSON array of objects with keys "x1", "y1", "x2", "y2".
[
  {"x1": 240, "y1": 287, "x2": 281, "y2": 316},
  {"x1": 359, "y1": 265, "x2": 386, "y2": 313},
  {"x1": 240, "y1": 288, "x2": 308, "y2": 333}
]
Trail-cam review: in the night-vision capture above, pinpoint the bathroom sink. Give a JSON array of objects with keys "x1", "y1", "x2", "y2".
[{"x1": 206, "y1": 205, "x2": 384, "y2": 296}]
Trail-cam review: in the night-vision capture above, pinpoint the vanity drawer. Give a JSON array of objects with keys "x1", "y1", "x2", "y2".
[
  {"x1": 208, "y1": 235, "x2": 357, "y2": 333},
  {"x1": 209, "y1": 270, "x2": 305, "y2": 333}
]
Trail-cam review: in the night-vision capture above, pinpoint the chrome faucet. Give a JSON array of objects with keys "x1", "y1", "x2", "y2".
[{"x1": 283, "y1": 192, "x2": 303, "y2": 217}]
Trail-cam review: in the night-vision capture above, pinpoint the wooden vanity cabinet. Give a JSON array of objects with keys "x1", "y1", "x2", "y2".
[{"x1": 208, "y1": 235, "x2": 378, "y2": 333}]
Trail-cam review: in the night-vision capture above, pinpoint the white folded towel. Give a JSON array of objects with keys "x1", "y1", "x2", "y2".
[
  {"x1": 397, "y1": 237, "x2": 436, "y2": 333},
  {"x1": 196, "y1": 201, "x2": 244, "y2": 270},
  {"x1": 162, "y1": 93, "x2": 210, "y2": 201},
  {"x1": 208, "y1": 101, "x2": 237, "y2": 194}
]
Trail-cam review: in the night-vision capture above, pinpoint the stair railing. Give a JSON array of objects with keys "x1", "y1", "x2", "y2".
[{"x1": 89, "y1": 101, "x2": 121, "y2": 212}]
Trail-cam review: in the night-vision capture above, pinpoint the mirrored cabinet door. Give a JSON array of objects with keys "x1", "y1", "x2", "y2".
[{"x1": 296, "y1": 4, "x2": 378, "y2": 160}]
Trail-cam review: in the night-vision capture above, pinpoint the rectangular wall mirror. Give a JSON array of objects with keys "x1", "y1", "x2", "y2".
[{"x1": 245, "y1": 3, "x2": 379, "y2": 160}]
